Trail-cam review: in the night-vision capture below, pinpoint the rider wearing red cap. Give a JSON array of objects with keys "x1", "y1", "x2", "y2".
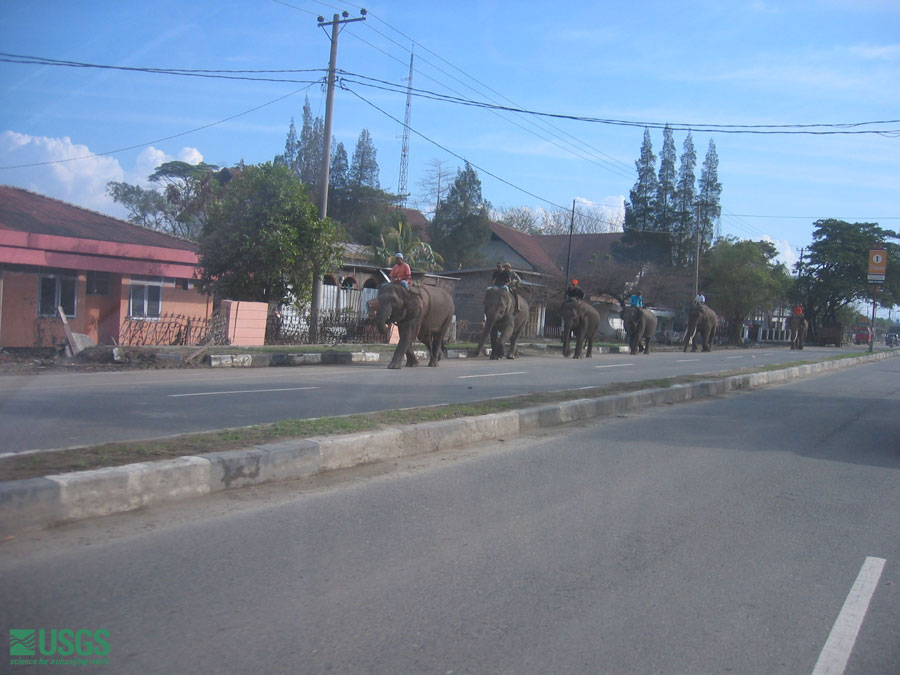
[{"x1": 566, "y1": 279, "x2": 585, "y2": 300}]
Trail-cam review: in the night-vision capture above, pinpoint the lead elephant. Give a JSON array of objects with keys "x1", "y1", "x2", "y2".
[
  {"x1": 561, "y1": 298, "x2": 601, "y2": 358},
  {"x1": 683, "y1": 303, "x2": 718, "y2": 352},
  {"x1": 788, "y1": 314, "x2": 808, "y2": 350},
  {"x1": 620, "y1": 306, "x2": 658, "y2": 355},
  {"x1": 475, "y1": 286, "x2": 529, "y2": 359},
  {"x1": 375, "y1": 282, "x2": 455, "y2": 369}
]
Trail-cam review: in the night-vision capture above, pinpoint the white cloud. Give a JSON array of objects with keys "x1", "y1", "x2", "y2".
[
  {"x1": 762, "y1": 234, "x2": 798, "y2": 270},
  {"x1": 0, "y1": 132, "x2": 204, "y2": 218},
  {"x1": 0, "y1": 131, "x2": 125, "y2": 215}
]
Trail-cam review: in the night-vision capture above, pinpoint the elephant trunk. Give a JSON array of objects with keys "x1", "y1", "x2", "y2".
[{"x1": 475, "y1": 315, "x2": 496, "y2": 356}]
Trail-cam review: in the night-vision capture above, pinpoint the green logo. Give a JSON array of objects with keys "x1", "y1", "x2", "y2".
[{"x1": 9, "y1": 630, "x2": 35, "y2": 656}]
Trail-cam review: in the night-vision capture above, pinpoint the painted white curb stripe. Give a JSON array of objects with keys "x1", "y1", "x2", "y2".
[{"x1": 812, "y1": 556, "x2": 886, "y2": 675}]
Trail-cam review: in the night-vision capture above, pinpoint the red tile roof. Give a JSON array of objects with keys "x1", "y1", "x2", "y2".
[{"x1": 0, "y1": 185, "x2": 197, "y2": 251}]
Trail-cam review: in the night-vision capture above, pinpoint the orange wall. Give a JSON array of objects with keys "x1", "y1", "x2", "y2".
[{"x1": 1, "y1": 270, "x2": 212, "y2": 348}]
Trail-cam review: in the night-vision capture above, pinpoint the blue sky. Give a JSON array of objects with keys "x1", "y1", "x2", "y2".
[{"x1": 1, "y1": 0, "x2": 898, "y2": 274}]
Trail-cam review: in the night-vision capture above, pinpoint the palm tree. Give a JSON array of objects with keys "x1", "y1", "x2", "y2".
[{"x1": 371, "y1": 220, "x2": 443, "y2": 272}]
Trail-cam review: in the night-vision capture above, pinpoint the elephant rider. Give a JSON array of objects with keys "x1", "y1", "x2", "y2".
[
  {"x1": 493, "y1": 262, "x2": 522, "y2": 311},
  {"x1": 694, "y1": 291, "x2": 706, "y2": 305},
  {"x1": 793, "y1": 303, "x2": 804, "y2": 317},
  {"x1": 491, "y1": 261, "x2": 505, "y2": 286},
  {"x1": 566, "y1": 279, "x2": 585, "y2": 301},
  {"x1": 630, "y1": 290, "x2": 643, "y2": 307},
  {"x1": 390, "y1": 252, "x2": 412, "y2": 289}
]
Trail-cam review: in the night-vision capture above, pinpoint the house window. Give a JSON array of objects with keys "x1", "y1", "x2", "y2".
[
  {"x1": 38, "y1": 274, "x2": 76, "y2": 317},
  {"x1": 129, "y1": 282, "x2": 162, "y2": 318},
  {"x1": 86, "y1": 271, "x2": 110, "y2": 296}
]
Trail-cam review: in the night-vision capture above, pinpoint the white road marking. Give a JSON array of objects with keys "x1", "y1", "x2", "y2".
[
  {"x1": 811, "y1": 556, "x2": 887, "y2": 675},
  {"x1": 169, "y1": 387, "x2": 319, "y2": 397},
  {"x1": 726, "y1": 356, "x2": 745, "y2": 359},
  {"x1": 676, "y1": 359, "x2": 700, "y2": 363},
  {"x1": 459, "y1": 371, "x2": 527, "y2": 379},
  {"x1": 594, "y1": 363, "x2": 635, "y2": 369}
]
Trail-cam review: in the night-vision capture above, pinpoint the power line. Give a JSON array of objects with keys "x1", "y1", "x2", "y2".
[{"x1": 0, "y1": 86, "x2": 313, "y2": 170}]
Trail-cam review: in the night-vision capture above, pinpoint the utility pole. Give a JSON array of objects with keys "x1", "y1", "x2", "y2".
[
  {"x1": 565, "y1": 199, "x2": 576, "y2": 286},
  {"x1": 310, "y1": 9, "x2": 366, "y2": 343}
]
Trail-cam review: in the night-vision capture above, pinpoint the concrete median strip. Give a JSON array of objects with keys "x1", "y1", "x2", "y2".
[{"x1": 1, "y1": 351, "x2": 894, "y2": 536}]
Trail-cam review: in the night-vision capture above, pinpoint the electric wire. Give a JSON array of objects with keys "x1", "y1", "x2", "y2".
[{"x1": 0, "y1": 86, "x2": 314, "y2": 170}]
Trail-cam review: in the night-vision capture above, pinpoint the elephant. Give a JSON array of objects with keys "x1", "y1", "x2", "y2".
[
  {"x1": 788, "y1": 314, "x2": 808, "y2": 350},
  {"x1": 620, "y1": 306, "x2": 658, "y2": 355},
  {"x1": 474, "y1": 286, "x2": 529, "y2": 359},
  {"x1": 375, "y1": 282, "x2": 455, "y2": 369},
  {"x1": 683, "y1": 303, "x2": 718, "y2": 352},
  {"x1": 560, "y1": 298, "x2": 601, "y2": 358}
]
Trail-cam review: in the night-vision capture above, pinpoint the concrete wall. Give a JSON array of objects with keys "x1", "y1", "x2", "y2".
[{"x1": 221, "y1": 300, "x2": 267, "y2": 346}]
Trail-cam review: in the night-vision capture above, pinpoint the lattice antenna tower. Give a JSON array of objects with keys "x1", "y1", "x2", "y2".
[{"x1": 397, "y1": 48, "x2": 414, "y2": 206}]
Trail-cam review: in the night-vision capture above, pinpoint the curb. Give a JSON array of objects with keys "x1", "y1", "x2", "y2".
[
  {"x1": 1, "y1": 351, "x2": 894, "y2": 536},
  {"x1": 200, "y1": 344, "x2": 639, "y2": 367}
]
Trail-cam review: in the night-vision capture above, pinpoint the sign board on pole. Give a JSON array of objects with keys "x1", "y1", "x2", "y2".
[{"x1": 868, "y1": 249, "x2": 887, "y2": 284}]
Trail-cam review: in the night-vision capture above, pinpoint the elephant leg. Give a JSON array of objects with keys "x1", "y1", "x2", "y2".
[{"x1": 585, "y1": 335, "x2": 593, "y2": 358}]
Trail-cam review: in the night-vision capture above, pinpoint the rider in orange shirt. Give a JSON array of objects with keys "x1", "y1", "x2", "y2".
[{"x1": 390, "y1": 252, "x2": 412, "y2": 289}]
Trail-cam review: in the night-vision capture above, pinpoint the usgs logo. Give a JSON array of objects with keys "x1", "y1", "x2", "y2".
[{"x1": 9, "y1": 629, "x2": 110, "y2": 657}]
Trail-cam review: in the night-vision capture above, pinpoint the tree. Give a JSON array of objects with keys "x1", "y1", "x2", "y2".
[
  {"x1": 429, "y1": 162, "x2": 491, "y2": 269},
  {"x1": 370, "y1": 220, "x2": 443, "y2": 272},
  {"x1": 330, "y1": 141, "x2": 350, "y2": 191},
  {"x1": 702, "y1": 238, "x2": 792, "y2": 344},
  {"x1": 625, "y1": 128, "x2": 658, "y2": 234},
  {"x1": 415, "y1": 158, "x2": 452, "y2": 218},
  {"x1": 671, "y1": 132, "x2": 697, "y2": 268},
  {"x1": 196, "y1": 163, "x2": 340, "y2": 306},
  {"x1": 274, "y1": 117, "x2": 298, "y2": 172},
  {"x1": 696, "y1": 139, "x2": 722, "y2": 247},
  {"x1": 107, "y1": 160, "x2": 227, "y2": 240},
  {"x1": 350, "y1": 129, "x2": 380, "y2": 189},
  {"x1": 298, "y1": 97, "x2": 324, "y2": 191},
  {"x1": 494, "y1": 205, "x2": 542, "y2": 236},
  {"x1": 799, "y1": 219, "x2": 900, "y2": 327},
  {"x1": 106, "y1": 181, "x2": 172, "y2": 231},
  {"x1": 655, "y1": 125, "x2": 677, "y2": 254}
]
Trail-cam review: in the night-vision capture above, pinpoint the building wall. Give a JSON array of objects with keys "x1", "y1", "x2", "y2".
[{"x1": 0, "y1": 268, "x2": 212, "y2": 348}]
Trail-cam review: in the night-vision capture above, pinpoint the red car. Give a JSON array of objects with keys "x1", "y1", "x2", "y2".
[{"x1": 854, "y1": 326, "x2": 873, "y2": 345}]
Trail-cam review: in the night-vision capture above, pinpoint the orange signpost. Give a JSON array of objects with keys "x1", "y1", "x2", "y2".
[{"x1": 868, "y1": 249, "x2": 887, "y2": 284}]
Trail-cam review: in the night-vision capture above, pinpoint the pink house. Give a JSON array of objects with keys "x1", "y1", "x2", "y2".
[{"x1": 0, "y1": 185, "x2": 212, "y2": 349}]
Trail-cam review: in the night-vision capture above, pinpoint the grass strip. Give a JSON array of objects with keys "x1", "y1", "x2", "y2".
[{"x1": 0, "y1": 352, "x2": 873, "y2": 482}]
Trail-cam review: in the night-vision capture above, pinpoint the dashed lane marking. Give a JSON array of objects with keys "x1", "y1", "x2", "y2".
[
  {"x1": 811, "y1": 556, "x2": 887, "y2": 675},
  {"x1": 169, "y1": 387, "x2": 320, "y2": 397},
  {"x1": 459, "y1": 371, "x2": 527, "y2": 379}
]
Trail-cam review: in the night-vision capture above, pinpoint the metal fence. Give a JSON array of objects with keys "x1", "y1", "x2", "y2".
[
  {"x1": 119, "y1": 312, "x2": 229, "y2": 346},
  {"x1": 266, "y1": 308, "x2": 386, "y2": 346}
]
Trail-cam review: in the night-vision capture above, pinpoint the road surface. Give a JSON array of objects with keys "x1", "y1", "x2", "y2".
[{"x1": 1, "y1": 359, "x2": 897, "y2": 673}]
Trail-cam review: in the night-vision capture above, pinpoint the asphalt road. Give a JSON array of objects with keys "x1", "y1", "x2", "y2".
[
  {"x1": 0, "y1": 345, "x2": 887, "y2": 455},
  {"x1": 0, "y1": 360, "x2": 896, "y2": 673}
]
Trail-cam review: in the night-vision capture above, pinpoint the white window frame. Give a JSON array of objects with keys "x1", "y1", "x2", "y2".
[{"x1": 128, "y1": 277, "x2": 163, "y2": 319}]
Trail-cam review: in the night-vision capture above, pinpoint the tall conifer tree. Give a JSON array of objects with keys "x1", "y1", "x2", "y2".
[{"x1": 673, "y1": 132, "x2": 697, "y2": 267}]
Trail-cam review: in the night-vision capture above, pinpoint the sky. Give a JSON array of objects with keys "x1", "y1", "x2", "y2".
[{"x1": 1, "y1": 0, "x2": 898, "y2": 278}]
